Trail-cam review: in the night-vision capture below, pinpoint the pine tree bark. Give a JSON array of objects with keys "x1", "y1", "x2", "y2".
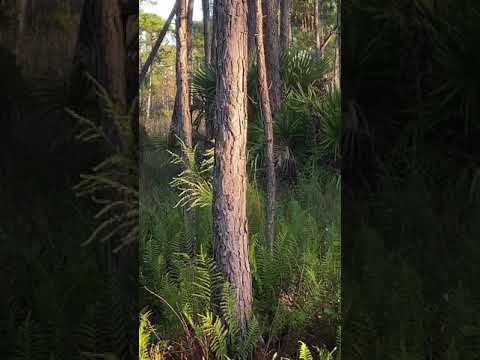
[
  {"x1": 254, "y1": 0, "x2": 276, "y2": 252},
  {"x1": 280, "y1": 0, "x2": 290, "y2": 51},
  {"x1": 202, "y1": 0, "x2": 211, "y2": 65},
  {"x1": 263, "y1": 0, "x2": 282, "y2": 113},
  {"x1": 213, "y1": 0, "x2": 253, "y2": 331},
  {"x1": 314, "y1": 0, "x2": 323, "y2": 60}
]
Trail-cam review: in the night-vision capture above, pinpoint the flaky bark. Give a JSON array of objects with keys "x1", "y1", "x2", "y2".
[
  {"x1": 263, "y1": 0, "x2": 282, "y2": 113},
  {"x1": 280, "y1": 0, "x2": 290, "y2": 51},
  {"x1": 213, "y1": 0, "x2": 253, "y2": 331},
  {"x1": 254, "y1": 0, "x2": 276, "y2": 252}
]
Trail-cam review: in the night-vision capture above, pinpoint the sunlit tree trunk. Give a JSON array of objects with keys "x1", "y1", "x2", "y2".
[
  {"x1": 202, "y1": 0, "x2": 211, "y2": 65},
  {"x1": 187, "y1": 0, "x2": 195, "y2": 68},
  {"x1": 263, "y1": 0, "x2": 282, "y2": 113},
  {"x1": 213, "y1": 0, "x2": 253, "y2": 331},
  {"x1": 254, "y1": 0, "x2": 276, "y2": 252},
  {"x1": 176, "y1": 0, "x2": 195, "y2": 252},
  {"x1": 280, "y1": 0, "x2": 290, "y2": 51},
  {"x1": 314, "y1": 0, "x2": 323, "y2": 60}
]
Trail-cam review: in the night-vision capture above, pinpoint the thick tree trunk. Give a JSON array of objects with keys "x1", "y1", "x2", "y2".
[
  {"x1": 72, "y1": 0, "x2": 128, "y2": 153},
  {"x1": 176, "y1": 0, "x2": 195, "y2": 250},
  {"x1": 254, "y1": 0, "x2": 276, "y2": 252},
  {"x1": 139, "y1": 3, "x2": 176, "y2": 85},
  {"x1": 314, "y1": 0, "x2": 323, "y2": 60},
  {"x1": 99, "y1": 0, "x2": 128, "y2": 114},
  {"x1": 263, "y1": 0, "x2": 282, "y2": 113},
  {"x1": 202, "y1": 0, "x2": 211, "y2": 65},
  {"x1": 280, "y1": 0, "x2": 290, "y2": 51},
  {"x1": 213, "y1": 0, "x2": 253, "y2": 331}
]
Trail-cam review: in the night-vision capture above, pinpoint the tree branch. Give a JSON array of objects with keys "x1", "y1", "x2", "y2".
[{"x1": 139, "y1": 3, "x2": 177, "y2": 85}]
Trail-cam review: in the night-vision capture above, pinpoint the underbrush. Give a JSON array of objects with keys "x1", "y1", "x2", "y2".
[{"x1": 139, "y1": 142, "x2": 341, "y2": 359}]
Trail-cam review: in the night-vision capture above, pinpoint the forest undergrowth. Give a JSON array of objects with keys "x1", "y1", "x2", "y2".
[{"x1": 139, "y1": 138, "x2": 341, "y2": 359}]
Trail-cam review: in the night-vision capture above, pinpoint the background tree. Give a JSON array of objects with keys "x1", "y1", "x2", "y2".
[
  {"x1": 314, "y1": 0, "x2": 323, "y2": 59},
  {"x1": 255, "y1": 0, "x2": 276, "y2": 251},
  {"x1": 263, "y1": 0, "x2": 282, "y2": 113},
  {"x1": 280, "y1": 0, "x2": 291, "y2": 51},
  {"x1": 201, "y1": 0, "x2": 211, "y2": 65},
  {"x1": 176, "y1": 0, "x2": 195, "y2": 251}
]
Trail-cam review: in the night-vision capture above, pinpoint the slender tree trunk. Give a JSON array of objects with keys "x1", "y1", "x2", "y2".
[
  {"x1": 211, "y1": 0, "x2": 218, "y2": 63},
  {"x1": 280, "y1": 0, "x2": 290, "y2": 51},
  {"x1": 263, "y1": 0, "x2": 282, "y2": 113},
  {"x1": 247, "y1": 0, "x2": 257, "y2": 57},
  {"x1": 176, "y1": 0, "x2": 195, "y2": 251},
  {"x1": 335, "y1": 0, "x2": 341, "y2": 88},
  {"x1": 139, "y1": 3, "x2": 176, "y2": 85},
  {"x1": 146, "y1": 74, "x2": 152, "y2": 122},
  {"x1": 254, "y1": 0, "x2": 276, "y2": 252},
  {"x1": 202, "y1": 0, "x2": 211, "y2": 66},
  {"x1": 187, "y1": 0, "x2": 195, "y2": 68},
  {"x1": 314, "y1": 0, "x2": 323, "y2": 60},
  {"x1": 213, "y1": 0, "x2": 252, "y2": 332}
]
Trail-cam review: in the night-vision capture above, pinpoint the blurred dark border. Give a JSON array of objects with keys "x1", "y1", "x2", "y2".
[
  {"x1": 342, "y1": 0, "x2": 480, "y2": 358},
  {"x1": 0, "y1": 1, "x2": 139, "y2": 358}
]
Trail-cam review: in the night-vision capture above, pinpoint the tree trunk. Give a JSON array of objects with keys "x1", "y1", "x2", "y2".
[
  {"x1": 314, "y1": 0, "x2": 323, "y2": 60},
  {"x1": 72, "y1": 0, "x2": 128, "y2": 153},
  {"x1": 247, "y1": 0, "x2": 257, "y2": 57},
  {"x1": 263, "y1": 0, "x2": 282, "y2": 113},
  {"x1": 187, "y1": 0, "x2": 195, "y2": 68},
  {"x1": 280, "y1": 0, "x2": 290, "y2": 51},
  {"x1": 254, "y1": 0, "x2": 276, "y2": 252},
  {"x1": 335, "y1": 0, "x2": 341, "y2": 88},
  {"x1": 176, "y1": 0, "x2": 195, "y2": 251},
  {"x1": 202, "y1": 0, "x2": 211, "y2": 66},
  {"x1": 146, "y1": 74, "x2": 152, "y2": 122},
  {"x1": 99, "y1": 0, "x2": 128, "y2": 114},
  {"x1": 213, "y1": 0, "x2": 253, "y2": 332},
  {"x1": 211, "y1": 0, "x2": 218, "y2": 63},
  {"x1": 139, "y1": 3, "x2": 176, "y2": 85}
]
